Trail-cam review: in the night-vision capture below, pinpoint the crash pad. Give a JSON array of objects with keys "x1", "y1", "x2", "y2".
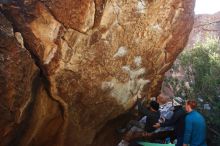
[{"x1": 138, "y1": 142, "x2": 175, "y2": 146}]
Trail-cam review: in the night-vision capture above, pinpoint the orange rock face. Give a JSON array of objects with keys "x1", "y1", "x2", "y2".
[{"x1": 0, "y1": 0, "x2": 195, "y2": 145}]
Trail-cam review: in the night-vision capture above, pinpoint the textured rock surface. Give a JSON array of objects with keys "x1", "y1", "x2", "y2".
[
  {"x1": 187, "y1": 11, "x2": 220, "y2": 48},
  {"x1": 0, "y1": 12, "x2": 38, "y2": 145},
  {"x1": 0, "y1": 0, "x2": 195, "y2": 145}
]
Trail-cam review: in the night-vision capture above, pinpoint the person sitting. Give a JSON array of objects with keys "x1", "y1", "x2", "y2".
[
  {"x1": 154, "y1": 97, "x2": 186, "y2": 146},
  {"x1": 131, "y1": 96, "x2": 176, "y2": 144},
  {"x1": 155, "y1": 99, "x2": 175, "y2": 132}
]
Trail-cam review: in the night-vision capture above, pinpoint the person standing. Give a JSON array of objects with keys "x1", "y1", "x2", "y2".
[
  {"x1": 183, "y1": 100, "x2": 207, "y2": 146},
  {"x1": 154, "y1": 97, "x2": 186, "y2": 146}
]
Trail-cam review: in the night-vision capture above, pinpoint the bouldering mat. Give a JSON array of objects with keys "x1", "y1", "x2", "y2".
[{"x1": 138, "y1": 142, "x2": 175, "y2": 146}]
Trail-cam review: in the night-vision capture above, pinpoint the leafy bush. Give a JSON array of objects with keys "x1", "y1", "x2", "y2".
[{"x1": 164, "y1": 37, "x2": 220, "y2": 145}]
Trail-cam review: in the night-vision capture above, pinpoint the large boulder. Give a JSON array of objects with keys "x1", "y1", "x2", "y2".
[
  {"x1": 0, "y1": 0, "x2": 195, "y2": 145},
  {"x1": 0, "y1": 12, "x2": 38, "y2": 145}
]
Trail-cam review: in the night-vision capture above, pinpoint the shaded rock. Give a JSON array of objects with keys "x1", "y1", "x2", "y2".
[
  {"x1": 1, "y1": 0, "x2": 195, "y2": 145},
  {"x1": 18, "y1": 82, "x2": 64, "y2": 146},
  {"x1": 0, "y1": 12, "x2": 38, "y2": 146}
]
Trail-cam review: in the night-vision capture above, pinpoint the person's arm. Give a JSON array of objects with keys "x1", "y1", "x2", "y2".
[
  {"x1": 137, "y1": 98, "x2": 150, "y2": 116},
  {"x1": 137, "y1": 98, "x2": 143, "y2": 114},
  {"x1": 183, "y1": 115, "x2": 193, "y2": 145}
]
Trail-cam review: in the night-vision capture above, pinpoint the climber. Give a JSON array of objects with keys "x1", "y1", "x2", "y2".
[
  {"x1": 117, "y1": 96, "x2": 160, "y2": 146},
  {"x1": 116, "y1": 94, "x2": 149, "y2": 134},
  {"x1": 122, "y1": 97, "x2": 160, "y2": 145},
  {"x1": 137, "y1": 96, "x2": 160, "y2": 133},
  {"x1": 153, "y1": 97, "x2": 186, "y2": 146},
  {"x1": 183, "y1": 100, "x2": 207, "y2": 146}
]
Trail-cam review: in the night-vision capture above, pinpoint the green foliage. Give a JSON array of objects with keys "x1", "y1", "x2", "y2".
[
  {"x1": 180, "y1": 38, "x2": 220, "y2": 99},
  {"x1": 165, "y1": 37, "x2": 220, "y2": 144}
]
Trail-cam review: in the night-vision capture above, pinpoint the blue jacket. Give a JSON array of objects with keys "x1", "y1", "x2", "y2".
[{"x1": 183, "y1": 110, "x2": 207, "y2": 146}]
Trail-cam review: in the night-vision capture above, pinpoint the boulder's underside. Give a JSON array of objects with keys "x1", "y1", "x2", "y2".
[{"x1": 0, "y1": 0, "x2": 195, "y2": 145}]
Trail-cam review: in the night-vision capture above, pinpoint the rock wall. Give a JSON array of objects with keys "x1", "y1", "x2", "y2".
[
  {"x1": 0, "y1": 12, "x2": 38, "y2": 146},
  {"x1": 186, "y1": 11, "x2": 220, "y2": 48},
  {"x1": 0, "y1": 0, "x2": 195, "y2": 145}
]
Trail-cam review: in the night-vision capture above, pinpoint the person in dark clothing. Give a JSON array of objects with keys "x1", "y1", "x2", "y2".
[
  {"x1": 117, "y1": 98, "x2": 160, "y2": 135},
  {"x1": 153, "y1": 97, "x2": 186, "y2": 146},
  {"x1": 117, "y1": 97, "x2": 160, "y2": 146},
  {"x1": 126, "y1": 98, "x2": 160, "y2": 146},
  {"x1": 137, "y1": 98, "x2": 160, "y2": 133}
]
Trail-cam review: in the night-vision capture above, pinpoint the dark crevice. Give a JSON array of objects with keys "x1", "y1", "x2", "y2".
[
  {"x1": 7, "y1": 72, "x2": 41, "y2": 146},
  {"x1": 91, "y1": 111, "x2": 136, "y2": 146},
  {"x1": 1, "y1": 5, "x2": 67, "y2": 124},
  {"x1": 7, "y1": 71, "x2": 57, "y2": 146},
  {"x1": 92, "y1": 0, "x2": 107, "y2": 29},
  {"x1": 1, "y1": 8, "x2": 69, "y2": 145},
  {"x1": 2, "y1": 8, "x2": 62, "y2": 100},
  {"x1": 1, "y1": 8, "x2": 47, "y2": 77}
]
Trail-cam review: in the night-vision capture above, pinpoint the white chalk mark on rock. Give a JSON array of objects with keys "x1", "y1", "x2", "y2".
[
  {"x1": 137, "y1": 0, "x2": 147, "y2": 13},
  {"x1": 113, "y1": 46, "x2": 128, "y2": 58},
  {"x1": 134, "y1": 56, "x2": 142, "y2": 67},
  {"x1": 101, "y1": 81, "x2": 114, "y2": 91},
  {"x1": 130, "y1": 68, "x2": 146, "y2": 80},
  {"x1": 15, "y1": 32, "x2": 24, "y2": 48},
  {"x1": 44, "y1": 46, "x2": 57, "y2": 64},
  {"x1": 122, "y1": 65, "x2": 131, "y2": 73},
  {"x1": 103, "y1": 53, "x2": 150, "y2": 108},
  {"x1": 151, "y1": 24, "x2": 162, "y2": 32}
]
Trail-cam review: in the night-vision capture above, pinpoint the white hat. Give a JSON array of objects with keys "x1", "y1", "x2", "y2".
[{"x1": 172, "y1": 97, "x2": 184, "y2": 106}]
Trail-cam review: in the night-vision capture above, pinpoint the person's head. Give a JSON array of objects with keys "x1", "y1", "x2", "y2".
[
  {"x1": 185, "y1": 100, "x2": 197, "y2": 112},
  {"x1": 157, "y1": 93, "x2": 170, "y2": 105},
  {"x1": 150, "y1": 101, "x2": 159, "y2": 112},
  {"x1": 172, "y1": 97, "x2": 184, "y2": 106}
]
